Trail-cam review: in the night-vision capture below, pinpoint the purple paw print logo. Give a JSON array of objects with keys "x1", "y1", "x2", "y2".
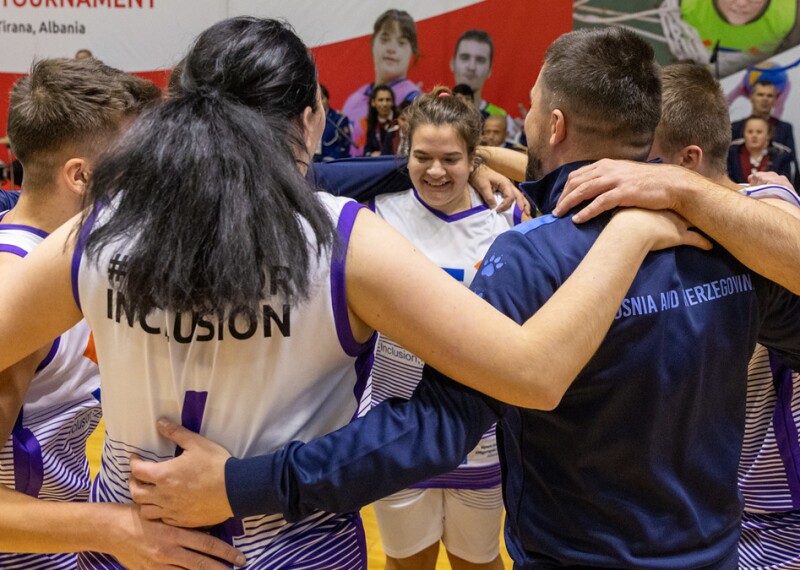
[{"x1": 480, "y1": 255, "x2": 504, "y2": 277}]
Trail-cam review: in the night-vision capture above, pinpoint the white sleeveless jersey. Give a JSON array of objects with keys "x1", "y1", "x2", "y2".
[
  {"x1": 368, "y1": 188, "x2": 520, "y2": 489},
  {"x1": 75, "y1": 194, "x2": 374, "y2": 569},
  {"x1": 736, "y1": 185, "x2": 800, "y2": 513},
  {"x1": 0, "y1": 217, "x2": 101, "y2": 570}
]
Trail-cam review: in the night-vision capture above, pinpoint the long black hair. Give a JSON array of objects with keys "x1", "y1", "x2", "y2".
[{"x1": 83, "y1": 17, "x2": 336, "y2": 317}]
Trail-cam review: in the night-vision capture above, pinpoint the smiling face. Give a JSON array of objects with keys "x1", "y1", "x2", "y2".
[
  {"x1": 409, "y1": 123, "x2": 473, "y2": 215},
  {"x1": 372, "y1": 22, "x2": 413, "y2": 84},
  {"x1": 451, "y1": 39, "x2": 492, "y2": 95},
  {"x1": 715, "y1": 0, "x2": 769, "y2": 25},
  {"x1": 371, "y1": 88, "x2": 395, "y2": 120}
]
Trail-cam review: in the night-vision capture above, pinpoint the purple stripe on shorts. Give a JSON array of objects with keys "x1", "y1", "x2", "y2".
[
  {"x1": 71, "y1": 207, "x2": 99, "y2": 313},
  {"x1": 0, "y1": 223, "x2": 48, "y2": 238},
  {"x1": 412, "y1": 188, "x2": 488, "y2": 222},
  {"x1": 413, "y1": 463, "x2": 502, "y2": 490},
  {"x1": 11, "y1": 411, "x2": 44, "y2": 498},
  {"x1": 769, "y1": 350, "x2": 800, "y2": 508},
  {"x1": 35, "y1": 336, "x2": 61, "y2": 373},
  {"x1": 0, "y1": 244, "x2": 27, "y2": 257},
  {"x1": 331, "y1": 201, "x2": 376, "y2": 357}
]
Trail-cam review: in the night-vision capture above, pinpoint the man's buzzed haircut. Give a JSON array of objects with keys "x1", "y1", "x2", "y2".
[
  {"x1": 7, "y1": 57, "x2": 161, "y2": 186},
  {"x1": 658, "y1": 62, "x2": 731, "y2": 175},
  {"x1": 539, "y1": 27, "x2": 661, "y2": 154},
  {"x1": 752, "y1": 78, "x2": 776, "y2": 91},
  {"x1": 454, "y1": 29, "x2": 494, "y2": 64}
]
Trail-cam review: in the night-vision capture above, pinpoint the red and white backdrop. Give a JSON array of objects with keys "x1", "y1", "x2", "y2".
[{"x1": 0, "y1": 0, "x2": 572, "y2": 143}]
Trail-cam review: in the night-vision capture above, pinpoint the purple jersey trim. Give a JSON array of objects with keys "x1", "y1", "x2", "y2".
[
  {"x1": 367, "y1": 197, "x2": 376, "y2": 212},
  {"x1": 769, "y1": 350, "x2": 800, "y2": 507},
  {"x1": 35, "y1": 336, "x2": 61, "y2": 373},
  {"x1": 412, "y1": 188, "x2": 489, "y2": 222},
  {"x1": 71, "y1": 208, "x2": 99, "y2": 312},
  {"x1": 513, "y1": 203, "x2": 523, "y2": 226},
  {"x1": 0, "y1": 244, "x2": 28, "y2": 257},
  {"x1": 744, "y1": 184, "x2": 800, "y2": 207},
  {"x1": 331, "y1": 201, "x2": 376, "y2": 357},
  {"x1": 0, "y1": 222, "x2": 48, "y2": 239}
]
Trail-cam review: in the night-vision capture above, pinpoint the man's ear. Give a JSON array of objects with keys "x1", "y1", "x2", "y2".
[
  {"x1": 62, "y1": 158, "x2": 91, "y2": 196},
  {"x1": 677, "y1": 145, "x2": 703, "y2": 171},
  {"x1": 549, "y1": 109, "x2": 566, "y2": 146}
]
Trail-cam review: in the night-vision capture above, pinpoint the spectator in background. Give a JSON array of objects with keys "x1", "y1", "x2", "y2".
[
  {"x1": 728, "y1": 115, "x2": 793, "y2": 183},
  {"x1": 316, "y1": 84, "x2": 351, "y2": 162},
  {"x1": 74, "y1": 49, "x2": 93, "y2": 60},
  {"x1": 363, "y1": 85, "x2": 396, "y2": 156},
  {"x1": 731, "y1": 79, "x2": 797, "y2": 182},
  {"x1": 482, "y1": 115, "x2": 525, "y2": 152},
  {"x1": 343, "y1": 9, "x2": 421, "y2": 155}
]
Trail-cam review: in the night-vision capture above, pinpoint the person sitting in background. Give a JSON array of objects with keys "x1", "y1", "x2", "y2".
[
  {"x1": 481, "y1": 115, "x2": 525, "y2": 152},
  {"x1": 728, "y1": 115, "x2": 792, "y2": 183},
  {"x1": 315, "y1": 84, "x2": 351, "y2": 162},
  {"x1": 364, "y1": 84, "x2": 396, "y2": 156}
]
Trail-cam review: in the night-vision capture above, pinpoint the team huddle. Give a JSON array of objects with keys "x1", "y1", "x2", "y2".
[{"x1": 1, "y1": 14, "x2": 800, "y2": 570}]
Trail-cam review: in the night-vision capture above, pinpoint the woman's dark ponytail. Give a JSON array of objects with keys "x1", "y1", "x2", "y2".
[{"x1": 84, "y1": 18, "x2": 336, "y2": 318}]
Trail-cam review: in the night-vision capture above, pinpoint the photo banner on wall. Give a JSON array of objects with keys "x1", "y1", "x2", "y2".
[{"x1": 0, "y1": 0, "x2": 572, "y2": 158}]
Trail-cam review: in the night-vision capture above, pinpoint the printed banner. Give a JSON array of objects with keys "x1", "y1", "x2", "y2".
[{"x1": 0, "y1": 0, "x2": 571, "y2": 150}]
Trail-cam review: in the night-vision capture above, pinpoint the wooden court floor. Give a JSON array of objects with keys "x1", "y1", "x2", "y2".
[{"x1": 86, "y1": 420, "x2": 513, "y2": 569}]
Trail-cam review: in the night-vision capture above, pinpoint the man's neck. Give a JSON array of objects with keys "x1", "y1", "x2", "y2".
[
  {"x1": 707, "y1": 172, "x2": 740, "y2": 191},
  {"x1": 473, "y1": 88, "x2": 484, "y2": 107},
  {"x1": 2, "y1": 187, "x2": 79, "y2": 233}
]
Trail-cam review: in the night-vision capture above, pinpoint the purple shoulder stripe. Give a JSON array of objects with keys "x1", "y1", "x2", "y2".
[
  {"x1": 412, "y1": 188, "x2": 488, "y2": 222},
  {"x1": 0, "y1": 244, "x2": 27, "y2": 258},
  {"x1": 71, "y1": 208, "x2": 99, "y2": 312},
  {"x1": 331, "y1": 200, "x2": 376, "y2": 356},
  {"x1": 35, "y1": 337, "x2": 61, "y2": 373},
  {"x1": 0, "y1": 223, "x2": 48, "y2": 239}
]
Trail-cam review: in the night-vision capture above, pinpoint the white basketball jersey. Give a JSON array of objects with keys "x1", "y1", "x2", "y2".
[
  {"x1": 0, "y1": 216, "x2": 101, "y2": 570},
  {"x1": 75, "y1": 194, "x2": 373, "y2": 569},
  {"x1": 368, "y1": 187, "x2": 519, "y2": 489},
  {"x1": 737, "y1": 184, "x2": 800, "y2": 513}
]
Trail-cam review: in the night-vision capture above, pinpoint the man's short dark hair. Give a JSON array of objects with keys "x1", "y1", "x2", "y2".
[
  {"x1": 453, "y1": 29, "x2": 494, "y2": 65},
  {"x1": 320, "y1": 84, "x2": 330, "y2": 100},
  {"x1": 657, "y1": 62, "x2": 731, "y2": 175},
  {"x1": 539, "y1": 27, "x2": 661, "y2": 155},
  {"x1": 8, "y1": 58, "x2": 161, "y2": 186},
  {"x1": 752, "y1": 78, "x2": 776, "y2": 91},
  {"x1": 453, "y1": 83, "x2": 475, "y2": 99}
]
